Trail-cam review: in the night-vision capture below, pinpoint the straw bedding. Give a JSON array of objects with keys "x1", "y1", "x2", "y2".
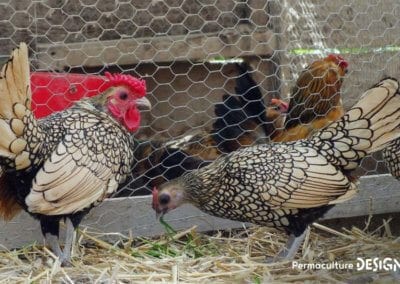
[{"x1": 0, "y1": 220, "x2": 399, "y2": 283}]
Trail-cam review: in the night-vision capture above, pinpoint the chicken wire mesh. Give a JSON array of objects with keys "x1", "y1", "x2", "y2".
[{"x1": 0, "y1": 2, "x2": 399, "y2": 199}]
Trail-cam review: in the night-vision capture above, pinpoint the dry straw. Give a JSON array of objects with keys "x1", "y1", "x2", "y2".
[{"x1": 0, "y1": 219, "x2": 399, "y2": 283}]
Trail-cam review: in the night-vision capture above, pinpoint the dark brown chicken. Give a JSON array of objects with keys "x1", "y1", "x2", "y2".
[
  {"x1": 153, "y1": 78, "x2": 400, "y2": 260},
  {"x1": 166, "y1": 63, "x2": 287, "y2": 160},
  {"x1": 0, "y1": 43, "x2": 151, "y2": 265},
  {"x1": 126, "y1": 63, "x2": 287, "y2": 193},
  {"x1": 273, "y1": 54, "x2": 348, "y2": 142},
  {"x1": 212, "y1": 63, "x2": 287, "y2": 153}
]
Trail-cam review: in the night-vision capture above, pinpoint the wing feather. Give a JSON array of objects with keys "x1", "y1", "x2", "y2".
[
  {"x1": 26, "y1": 140, "x2": 117, "y2": 215},
  {"x1": 225, "y1": 144, "x2": 355, "y2": 209}
]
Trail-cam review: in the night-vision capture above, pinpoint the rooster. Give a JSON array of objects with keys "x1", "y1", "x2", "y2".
[
  {"x1": 273, "y1": 54, "x2": 348, "y2": 142},
  {"x1": 153, "y1": 78, "x2": 400, "y2": 260},
  {"x1": 0, "y1": 43, "x2": 151, "y2": 265}
]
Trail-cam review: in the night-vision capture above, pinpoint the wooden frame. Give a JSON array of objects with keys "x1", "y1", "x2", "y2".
[{"x1": 35, "y1": 27, "x2": 276, "y2": 70}]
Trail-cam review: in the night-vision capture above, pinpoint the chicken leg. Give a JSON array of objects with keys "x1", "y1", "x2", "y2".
[
  {"x1": 45, "y1": 232, "x2": 63, "y2": 260},
  {"x1": 42, "y1": 218, "x2": 73, "y2": 266},
  {"x1": 277, "y1": 230, "x2": 307, "y2": 260},
  {"x1": 60, "y1": 217, "x2": 75, "y2": 266},
  {"x1": 267, "y1": 230, "x2": 307, "y2": 263}
]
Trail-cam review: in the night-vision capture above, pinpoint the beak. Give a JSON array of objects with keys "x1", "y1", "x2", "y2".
[
  {"x1": 156, "y1": 211, "x2": 164, "y2": 220},
  {"x1": 136, "y1": 97, "x2": 152, "y2": 110},
  {"x1": 271, "y1": 98, "x2": 289, "y2": 113}
]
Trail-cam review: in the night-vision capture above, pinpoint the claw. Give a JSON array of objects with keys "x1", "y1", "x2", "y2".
[{"x1": 60, "y1": 256, "x2": 73, "y2": 267}]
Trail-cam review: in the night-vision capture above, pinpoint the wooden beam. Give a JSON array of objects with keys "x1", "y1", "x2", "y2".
[
  {"x1": 34, "y1": 27, "x2": 276, "y2": 70},
  {"x1": 0, "y1": 174, "x2": 399, "y2": 249},
  {"x1": 323, "y1": 174, "x2": 400, "y2": 219}
]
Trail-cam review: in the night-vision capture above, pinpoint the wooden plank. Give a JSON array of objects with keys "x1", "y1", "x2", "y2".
[
  {"x1": 0, "y1": 174, "x2": 399, "y2": 249},
  {"x1": 323, "y1": 174, "x2": 400, "y2": 219},
  {"x1": 34, "y1": 27, "x2": 276, "y2": 70}
]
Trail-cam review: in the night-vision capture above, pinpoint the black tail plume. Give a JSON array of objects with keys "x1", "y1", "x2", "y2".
[{"x1": 212, "y1": 62, "x2": 276, "y2": 152}]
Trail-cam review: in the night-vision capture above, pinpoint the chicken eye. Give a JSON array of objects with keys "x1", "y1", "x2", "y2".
[
  {"x1": 159, "y1": 193, "x2": 171, "y2": 205},
  {"x1": 119, "y1": 92, "x2": 128, "y2": 100}
]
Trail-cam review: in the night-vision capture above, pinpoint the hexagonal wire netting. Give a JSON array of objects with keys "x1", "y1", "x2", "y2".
[{"x1": 1, "y1": 0, "x2": 399, "y2": 200}]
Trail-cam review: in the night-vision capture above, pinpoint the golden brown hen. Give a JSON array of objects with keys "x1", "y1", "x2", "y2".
[{"x1": 273, "y1": 54, "x2": 349, "y2": 142}]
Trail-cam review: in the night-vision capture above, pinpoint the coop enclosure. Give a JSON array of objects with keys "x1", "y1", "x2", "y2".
[{"x1": 0, "y1": 0, "x2": 399, "y2": 248}]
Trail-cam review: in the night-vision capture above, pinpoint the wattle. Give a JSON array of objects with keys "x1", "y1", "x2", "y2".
[{"x1": 124, "y1": 106, "x2": 141, "y2": 132}]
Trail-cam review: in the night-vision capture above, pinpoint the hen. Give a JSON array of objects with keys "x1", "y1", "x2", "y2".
[
  {"x1": 273, "y1": 54, "x2": 348, "y2": 142},
  {"x1": 128, "y1": 63, "x2": 287, "y2": 192},
  {"x1": 153, "y1": 78, "x2": 400, "y2": 260},
  {"x1": 0, "y1": 43, "x2": 151, "y2": 265}
]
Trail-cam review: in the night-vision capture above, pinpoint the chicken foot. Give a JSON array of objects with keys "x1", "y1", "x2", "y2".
[
  {"x1": 61, "y1": 217, "x2": 75, "y2": 266},
  {"x1": 267, "y1": 229, "x2": 307, "y2": 263}
]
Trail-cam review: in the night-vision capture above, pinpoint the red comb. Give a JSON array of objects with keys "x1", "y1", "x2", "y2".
[
  {"x1": 327, "y1": 54, "x2": 349, "y2": 69},
  {"x1": 104, "y1": 72, "x2": 146, "y2": 98}
]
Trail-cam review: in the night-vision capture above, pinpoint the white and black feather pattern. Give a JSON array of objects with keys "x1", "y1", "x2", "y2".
[
  {"x1": 310, "y1": 78, "x2": 400, "y2": 171},
  {"x1": 383, "y1": 138, "x2": 400, "y2": 180},
  {"x1": 23, "y1": 105, "x2": 134, "y2": 215},
  {"x1": 0, "y1": 44, "x2": 136, "y2": 219},
  {"x1": 183, "y1": 142, "x2": 356, "y2": 228},
  {"x1": 171, "y1": 78, "x2": 400, "y2": 233}
]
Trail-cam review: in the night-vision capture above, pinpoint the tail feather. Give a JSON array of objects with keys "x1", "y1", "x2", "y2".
[
  {"x1": 212, "y1": 63, "x2": 279, "y2": 152},
  {"x1": 0, "y1": 43, "x2": 31, "y2": 160},
  {"x1": 0, "y1": 169, "x2": 22, "y2": 220},
  {"x1": 313, "y1": 78, "x2": 400, "y2": 170},
  {"x1": 0, "y1": 43, "x2": 30, "y2": 118},
  {"x1": 213, "y1": 94, "x2": 254, "y2": 152},
  {"x1": 234, "y1": 63, "x2": 266, "y2": 119},
  {"x1": 235, "y1": 63, "x2": 278, "y2": 137},
  {"x1": 346, "y1": 78, "x2": 400, "y2": 153},
  {"x1": 383, "y1": 138, "x2": 400, "y2": 180}
]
